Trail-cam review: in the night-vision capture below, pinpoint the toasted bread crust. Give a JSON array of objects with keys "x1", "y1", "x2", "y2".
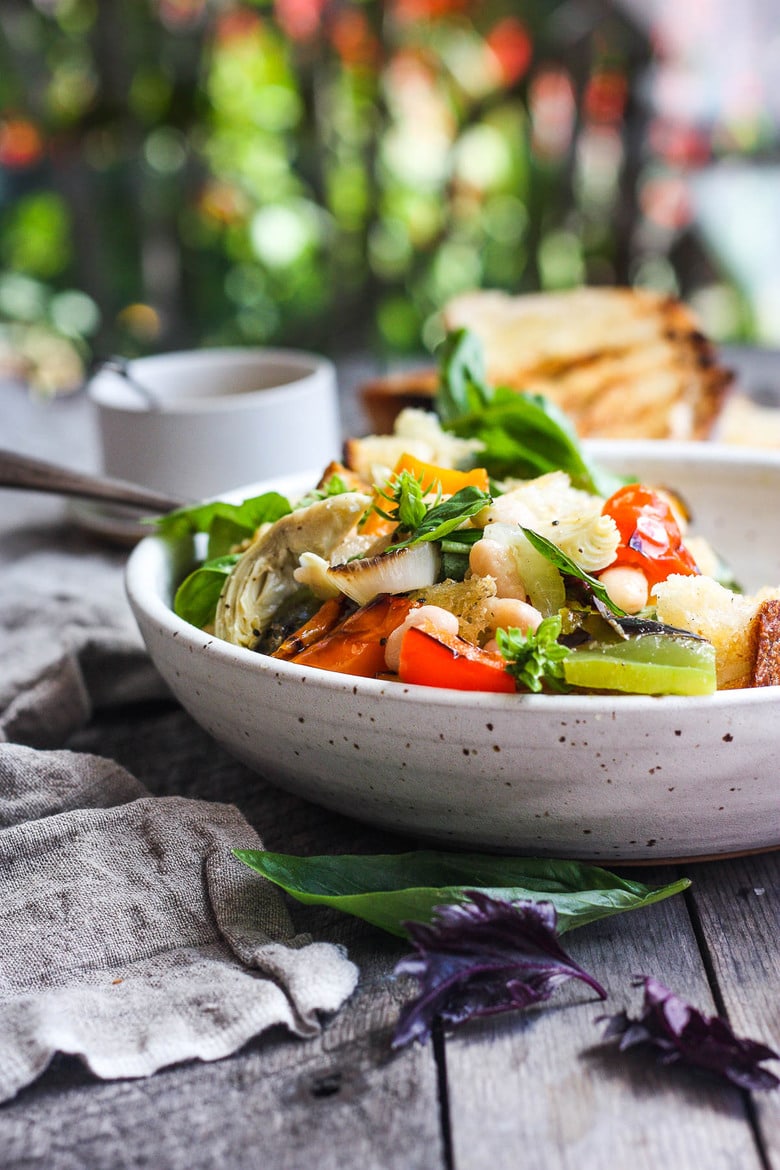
[{"x1": 750, "y1": 599, "x2": 780, "y2": 687}]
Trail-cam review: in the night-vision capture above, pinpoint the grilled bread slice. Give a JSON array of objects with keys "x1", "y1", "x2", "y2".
[{"x1": 361, "y1": 287, "x2": 733, "y2": 440}]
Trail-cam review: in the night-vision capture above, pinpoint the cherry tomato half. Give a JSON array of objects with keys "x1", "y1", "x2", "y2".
[{"x1": 602, "y1": 485, "x2": 699, "y2": 587}]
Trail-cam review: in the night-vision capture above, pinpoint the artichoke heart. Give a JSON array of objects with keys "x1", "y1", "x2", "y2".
[
  {"x1": 539, "y1": 507, "x2": 619, "y2": 574},
  {"x1": 485, "y1": 471, "x2": 619, "y2": 574},
  {"x1": 215, "y1": 491, "x2": 370, "y2": 648}
]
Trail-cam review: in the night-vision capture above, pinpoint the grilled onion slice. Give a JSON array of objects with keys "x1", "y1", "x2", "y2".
[{"x1": 326, "y1": 543, "x2": 440, "y2": 606}]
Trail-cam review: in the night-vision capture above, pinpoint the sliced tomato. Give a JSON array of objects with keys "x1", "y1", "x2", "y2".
[
  {"x1": 398, "y1": 625, "x2": 516, "y2": 693},
  {"x1": 602, "y1": 484, "x2": 699, "y2": 588},
  {"x1": 289, "y1": 595, "x2": 415, "y2": 678}
]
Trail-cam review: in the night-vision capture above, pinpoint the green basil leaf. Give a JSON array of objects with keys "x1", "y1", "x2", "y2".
[
  {"x1": 206, "y1": 514, "x2": 252, "y2": 559},
  {"x1": 447, "y1": 387, "x2": 624, "y2": 497},
  {"x1": 434, "y1": 329, "x2": 627, "y2": 496},
  {"x1": 233, "y1": 849, "x2": 690, "y2": 938},
  {"x1": 155, "y1": 491, "x2": 292, "y2": 540},
  {"x1": 520, "y1": 527, "x2": 627, "y2": 617},
  {"x1": 436, "y1": 327, "x2": 493, "y2": 423},
  {"x1": 395, "y1": 484, "x2": 491, "y2": 548},
  {"x1": 439, "y1": 528, "x2": 483, "y2": 550},
  {"x1": 174, "y1": 554, "x2": 240, "y2": 628}
]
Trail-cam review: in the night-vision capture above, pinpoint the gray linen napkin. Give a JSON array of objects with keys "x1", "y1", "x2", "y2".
[
  {"x1": 0, "y1": 543, "x2": 167, "y2": 747},
  {"x1": 0, "y1": 743, "x2": 358, "y2": 1103},
  {"x1": 0, "y1": 534, "x2": 358, "y2": 1104}
]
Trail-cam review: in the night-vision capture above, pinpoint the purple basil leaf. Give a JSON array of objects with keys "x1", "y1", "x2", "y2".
[
  {"x1": 392, "y1": 892, "x2": 607, "y2": 1048},
  {"x1": 600, "y1": 975, "x2": 779, "y2": 1091}
]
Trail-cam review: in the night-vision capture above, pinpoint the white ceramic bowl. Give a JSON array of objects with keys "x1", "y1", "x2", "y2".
[
  {"x1": 126, "y1": 441, "x2": 780, "y2": 863},
  {"x1": 89, "y1": 347, "x2": 340, "y2": 501}
]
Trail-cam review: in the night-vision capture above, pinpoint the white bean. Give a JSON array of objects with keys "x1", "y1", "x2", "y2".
[
  {"x1": 469, "y1": 539, "x2": 527, "y2": 599},
  {"x1": 384, "y1": 605, "x2": 459, "y2": 673},
  {"x1": 598, "y1": 565, "x2": 649, "y2": 614},
  {"x1": 486, "y1": 597, "x2": 543, "y2": 636}
]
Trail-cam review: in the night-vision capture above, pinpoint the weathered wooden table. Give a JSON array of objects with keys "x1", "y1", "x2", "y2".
[{"x1": 0, "y1": 355, "x2": 778, "y2": 1170}]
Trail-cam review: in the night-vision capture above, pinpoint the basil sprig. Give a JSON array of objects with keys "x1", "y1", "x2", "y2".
[
  {"x1": 435, "y1": 328, "x2": 626, "y2": 498},
  {"x1": 375, "y1": 471, "x2": 491, "y2": 549},
  {"x1": 496, "y1": 614, "x2": 571, "y2": 692}
]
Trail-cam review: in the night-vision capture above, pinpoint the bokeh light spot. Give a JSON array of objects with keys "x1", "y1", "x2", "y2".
[
  {"x1": 144, "y1": 127, "x2": 187, "y2": 175},
  {"x1": 538, "y1": 230, "x2": 584, "y2": 289},
  {"x1": 50, "y1": 289, "x2": 101, "y2": 338},
  {"x1": 250, "y1": 203, "x2": 319, "y2": 268},
  {"x1": 116, "y1": 303, "x2": 161, "y2": 342}
]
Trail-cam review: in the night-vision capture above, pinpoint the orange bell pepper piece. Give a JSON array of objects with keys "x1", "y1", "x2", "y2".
[
  {"x1": 271, "y1": 597, "x2": 348, "y2": 661},
  {"x1": 393, "y1": 453, "x2": 490, "y2": 496},
  {"x1": 398, "y1": 625, "x2": 516, "y2": 693},
  {"x1": 289, "y1": 595, "x2": 416, "y2": 678}
]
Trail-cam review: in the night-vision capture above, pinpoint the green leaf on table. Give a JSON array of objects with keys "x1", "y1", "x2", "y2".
[
  {"x1": 233, "y1": 849, "x2": 690, "y2": 938},
  {"x1": 174, "y1": 554, "x2": 240, "y2": 628}
]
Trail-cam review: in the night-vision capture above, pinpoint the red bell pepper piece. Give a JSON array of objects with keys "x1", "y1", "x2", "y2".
[{"x1": 398, "y1": 625, "x2": 516, "y2": 693}]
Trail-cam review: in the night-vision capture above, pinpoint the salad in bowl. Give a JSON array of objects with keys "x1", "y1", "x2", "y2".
[{"x1": 160, "y1": 330, "x2": 779, "y2": 701}]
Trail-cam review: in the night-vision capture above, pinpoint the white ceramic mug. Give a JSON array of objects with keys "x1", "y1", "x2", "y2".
[{"x1": 88, "y1": 347, "x2": 341, "y2": 501}]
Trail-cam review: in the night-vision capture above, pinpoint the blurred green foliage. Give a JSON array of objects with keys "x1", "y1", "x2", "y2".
[{"x1": 0, "y1": 0, "x2": 755, "y2": 391}]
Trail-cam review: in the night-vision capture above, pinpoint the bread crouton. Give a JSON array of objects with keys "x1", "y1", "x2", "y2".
[
  {"x1": 654, "y1": 576, "x2": 780, "y2": 690},
  {"x1": 654, "y1": 575, "x2": 759, "y2": 690},
  {"x1": 413, "y1": 575, "x2": 497, "y2": 646}
]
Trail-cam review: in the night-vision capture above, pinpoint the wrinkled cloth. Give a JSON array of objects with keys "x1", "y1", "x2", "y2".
[
  {"x1": 0, "y1": 534, "x2": 358, "y2": 1104},
  {"x1": 0, "y1": 542, "x2": 167, "y2": 748},
  {"x1": 0, "y1": 745, "x2": 358, "y2": 1104}
]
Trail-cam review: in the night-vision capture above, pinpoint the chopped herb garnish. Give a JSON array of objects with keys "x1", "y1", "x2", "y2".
[
  {"x1": 374, "y1": 471, "x2": 491, "y2": 549},
  {"x1": 496, "y1": 614, "x2": 571, "y2": 693}
]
